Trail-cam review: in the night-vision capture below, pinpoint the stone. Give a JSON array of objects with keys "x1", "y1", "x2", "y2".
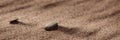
[
  {"x1": 10, "y1": 19, "x2": 19, "y2": 24},
  {"x1": 45, "y1": 22, "x2": 58, "y2": 31}
]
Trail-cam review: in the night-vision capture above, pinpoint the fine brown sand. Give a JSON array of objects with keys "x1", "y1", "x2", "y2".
[{"x1": 0, "y1": 0, "x2": 120, "y2": 40}]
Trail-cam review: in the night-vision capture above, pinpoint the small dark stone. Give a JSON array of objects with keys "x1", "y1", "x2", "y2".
[
  {"x1": 10, "y1": 19, "x2": 19, "y2": 24},
  {"x1": 45, "y1": 22, "x2": 58, "y2": 31}
]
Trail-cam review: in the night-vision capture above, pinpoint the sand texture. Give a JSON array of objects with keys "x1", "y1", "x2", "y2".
[{"x1": 0, "y1": 0, "x2": 120, "y2": 40}]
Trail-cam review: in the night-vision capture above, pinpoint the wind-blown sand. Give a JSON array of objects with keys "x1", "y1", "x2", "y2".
[{"x1": 0, "y1": 0, "x2": 120, "y2": 40}]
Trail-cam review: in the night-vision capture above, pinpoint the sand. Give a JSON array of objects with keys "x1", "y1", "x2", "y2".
[{"x1": 0, "y1": 0, "x2": 120, "y2": 40}]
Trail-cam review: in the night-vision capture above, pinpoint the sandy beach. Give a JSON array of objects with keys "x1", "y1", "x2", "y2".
[{"x1": 0, "y1": 0, "x2": 120, "y2": 40}]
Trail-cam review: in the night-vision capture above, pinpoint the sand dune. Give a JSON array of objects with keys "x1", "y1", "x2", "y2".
[{"x1": 0, "y1": 0, "x2": 120, "y2": 40}]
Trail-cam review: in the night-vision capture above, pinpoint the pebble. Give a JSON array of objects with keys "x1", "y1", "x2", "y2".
[
  {"x1": 10, "y1": 19, "x2": 19, "y2": 24},
  {"x1": 45, "y1": 22, "x2": 58, "y2": 31}
]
